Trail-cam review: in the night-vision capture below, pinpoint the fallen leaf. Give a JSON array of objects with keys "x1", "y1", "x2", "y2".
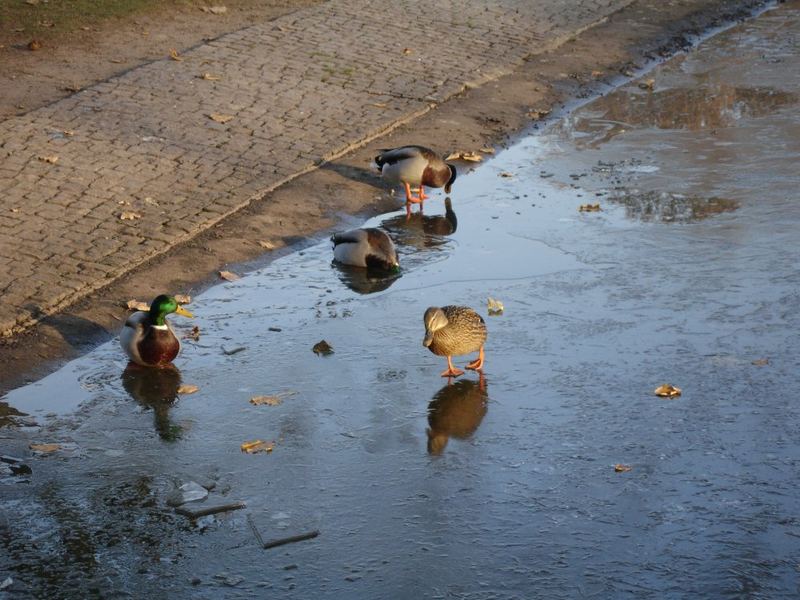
[
  {"x1": 527, "y1": 108, "x2": 551, "y2": 120},
  {"x1": 126, "y1": 299, "x2": 150, "y2": 311},
  {"x1": 258, "y1": 240, "x2": 276, "y2": 250},
  {"x1": 487, "y1": 297, "x2": 504, "y2": 315},
  {"x1": 185, "y1": 325, "x2": 201, "y2": 341},
  {"x1": 119, "y1": 211, "x2": 141, "y2": 221},
  {"x1": 39, "y1": 20, "x2": 55, "y2": 28},
  {"x1": 219, "y1": 270, "x2": 240, "y2": 281},
  {"x1": 638, "y1": 78, "x2": 655, "y2": 91},
  {"x1": 614, "y1": 464, "x2": 632, "y2": 472},
  {"x1": 591, "y1": 70, "x2": 604, "y2": 77},
  {"x1": 37, "y1": 155, "x2": 59, "y2": 164},
  {"x1": 499, "y1": 171, "x2": 514, "y2": 178},
  {"x1": 241, "y1": 440, "x2": 274, "y2": 454},
  {"x1": 250, "y1": 395, "x2": 282, "y2": 406},
  {"x1": 201, "y1": 5, "x2": 228, "y2": 14},
  {"x1": 109, "y1": 58, "x2": 124, "y2": 64},
  {"x1": 402, "y1": 48, "x2": 413, "y2": 55},
  {"x1": 28, "y1": 40, "x2": 42, "y2": 51},
  {"x1": 208, "y1": 113, "x2": 234, "y2": 124},
  {"x1": 30, "y1": 443, "x2": 60, "y2": 453},
  {"x1": 654, "y1": 384, "x2": 682, "y2": 398},
  {"x1": 63, "y1": 84, "x2": 81, "y2": 92},
  {"x1": 579, "y1": 203, "x2": 601, "y2": 212},
  {"x1": 199, "y1": 72, "x2": 220, "y2": 81},
  {"x1": 751, "y1": 358, "x2": 769, "y2": 366},
  {"x1": 479, "y1": 147, "x2": 495, "y2": 154},
  {"x1": 445, "y1": 151, "x2": 482, "y2": 162},
  {"x1": 177, "y1": 384, "x2": 199, "y2": 395},
  {"x1": 169, "y1": 48, "x2": 183, "y2": 62},
  {"x1": 370, "y1": 102, "x2": 388, "y2": 108},
  {"x1": 174, "y1": 294, "x2": 191, "y2": 304},
  {"x1": 312, "y1": 340, "x2": 334, "y2": 356},
  {"x1": 62, "y1": 129, "x2": 75, "y2": 136}
]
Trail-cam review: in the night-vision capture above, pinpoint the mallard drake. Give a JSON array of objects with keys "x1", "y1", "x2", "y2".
[
  {"x1": 332, "y1": 228, "x2": 399, "y2": 272},
  {"x1": 375, "y1": 146, "x2": 457, "y2": 216},
  {"x1": 120, "y1": 295, "x2": 193, "y2": 367},
  {"x1": 423, "y1": 305, "x2": 487, "y2": 378}
]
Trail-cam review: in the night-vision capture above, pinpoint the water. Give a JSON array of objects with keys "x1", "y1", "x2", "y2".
[{"x1": 2, "y1": 4, "x2": 800, "y2": 598}]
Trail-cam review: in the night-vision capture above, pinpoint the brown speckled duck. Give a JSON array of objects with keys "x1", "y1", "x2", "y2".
[
  {"x1": 375, "y1": 146, "x2": 457, "y2": 216},
  {"x1": 423, "y1": 305, "x2": 487, "y2": 378}
]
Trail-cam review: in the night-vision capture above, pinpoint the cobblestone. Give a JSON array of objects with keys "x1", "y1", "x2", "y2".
[{"x1": 0, "y1": 0, "x2": 633, "y2": 336}]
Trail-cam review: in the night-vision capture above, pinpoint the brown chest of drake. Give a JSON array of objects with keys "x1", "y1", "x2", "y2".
[{"x1": 138, "y1": 327, "x2": 181, "y2": 366}]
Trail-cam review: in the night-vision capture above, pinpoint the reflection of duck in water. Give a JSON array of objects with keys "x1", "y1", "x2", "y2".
[
  {"x1": 382, "y1": 198, "x2": 457, "y2": 250},
  {"x1": 375, "y1": 146, "x2": 457, "y2": 216},
  {"x1": 427, "y1": 374, "x2": 488, "y2": 455},
  {"x1": 121, "y1": 364, "x2": 184, "y2": 442}
]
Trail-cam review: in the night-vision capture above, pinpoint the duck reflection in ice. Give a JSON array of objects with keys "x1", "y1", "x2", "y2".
[
  {"x1": 382, "y1": 197, "x2": 457, "y2": 251},
  {"x1": 121, "y1": 364, "x2": 184, "y2": 442},
  {"x1": 426, "y1": 373, "x2": 488, "y2": 455},
  {"x1": 331, "y1": 227, "x2": 402, "y2": 294}
]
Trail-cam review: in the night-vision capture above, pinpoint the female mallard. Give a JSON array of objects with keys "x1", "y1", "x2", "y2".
[
  {"x1": 375, "y1": 146, "x2": 457, "y2": 216},
  {"x1": 120, "y1": 295, "x2": 193, "y2": 367},
  {"x1": 423, "y1": 305, "x2": 487, "y2": 378},
  {"x1": 332, "y1": 228, "x2": 399, "y2": 272}
]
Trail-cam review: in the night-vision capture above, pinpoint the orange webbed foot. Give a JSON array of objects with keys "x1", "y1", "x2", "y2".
[
  {"x1": 440, "y1": 367, "x2": 464, "y2": 378},
  {"x1": 465, "y1": 347, "x2": 485, "y2": 371}
]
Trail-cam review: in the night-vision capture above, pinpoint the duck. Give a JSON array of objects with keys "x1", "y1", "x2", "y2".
[
  {"x1": 120, "y1": 294, "x2": 193, "y2": 367},
  {"x1": 375, "y1": 146, "x2": 457, "y2": 216},
  {"x1": 331, "y1": 228, "x2": 400, "y2": 272},
  {"x1": 423, "y1": 305, "x2": 487, "y2": 378}
]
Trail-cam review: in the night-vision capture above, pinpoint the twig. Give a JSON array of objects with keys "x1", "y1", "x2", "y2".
[
  {"x1": 175, "y1": 501, "x2": 246, "y2": 518},
  {"x1": 262, "y1": 529, "x2": 320, "y2": 549},
  {"x1": 247, "y1": 513, "x2": 265, "y2": 547}
]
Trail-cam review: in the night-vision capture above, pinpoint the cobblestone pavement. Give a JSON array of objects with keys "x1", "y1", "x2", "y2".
[{"x1": 0, "y1": 0, "x2": 633, "y2": 336}]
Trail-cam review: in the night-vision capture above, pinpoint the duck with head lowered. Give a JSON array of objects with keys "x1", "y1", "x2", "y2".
[
  {"x1": 375, "y1": 146, "x2": 457, "y2": 217},
  {"x1": 120, "y1": 294, "x2": 193, "y2": 367},
  {"x1": 331, "y1": 227, "x2": 400, "y2": 272},
  {"x1": 423, "y1": 305, "x2": 487, "y2": 378}
]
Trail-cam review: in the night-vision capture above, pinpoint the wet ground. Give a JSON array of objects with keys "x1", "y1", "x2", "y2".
[{"x1": 2, "y1": 3, "x2": 800, "y2": 598}]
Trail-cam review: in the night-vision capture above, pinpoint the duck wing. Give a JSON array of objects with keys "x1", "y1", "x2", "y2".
[
  {"x1": 375, "y1": 145, "x2": 437, "y2": 168},
  {"x1": 331, "y1": 229, "x2": 366, "y2": 247}
]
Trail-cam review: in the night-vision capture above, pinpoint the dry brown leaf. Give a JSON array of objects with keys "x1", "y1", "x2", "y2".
[
  {"x1": 63, "y1": 84, "x2": 81, "y2": 92},
  {"x1": 654, "y1": 384, "x2": 682, "y2": 398},
  {"x1": 579, "y1": 204, "x2": 601, "y2": 212},
  {"x1": 201, "y1": 5, "x2": 228, "y2": 14},
  {"x1": 184, "y1": 325, "x2": 201, "y2": 341},
  {"x1": 591, "y1": 70, "x2": 604, "y2": 77},
  {"x1": 199, "y1": 72, "x2": 220, "y2": 81},
  {"x1": 751, "y1": 358, "x2": 769, "y2": 366},
  {"x1": 487, "y1": 297, "x2": 504, "y2": 316},
  {"x1": 250, "y1": 395, "x2": 282, "y2": 406},
  {"x1": 126, "y1": 299, "x2": 150, "y2": 311},
  {"x1": 30, "y1": 443, "x2": 60, "y2": 453},
  {"x1": 402, "y1": 48, "x2": 413, "y2": 55},
  {"x1": 479, "y1": 147, "x2": 495, "y2": 154},
  {"x1": 258, "y1": 240, "x2": 276, "y2": 250},
  {"x1": 241, "y1": 440, "x2": 274, "y2": 454},
  {"x1": 219, "y1": 270, "x2": 240, "y2": 281},
  {"x1": 370, "y1": 102, "x2": 388, "y2": 108},
  {"x1": 109, "y1": 58, "x2": 124, "y2": 64},
  {"x1": 174, "y1": 294, "x2": 191, "y2": 304},
  {"x1": 638, "y1": 78, "x2": 655, "y2": 91},
  {"x1": 528, "y1": 108, "x2": 551, "y2": 120},
  {"x1": 445, "y1": 151, "x2": 482, "y2": 162},
  {"x1": 37, "y1": 155, "x2": 58, "y2": 164},
  {"x1": 208, "y1": 113, "x2": 234, "y2": 124},
  {"x1": 169, "y1": 48, "x2": 183, "y2": 62},
  {"x1": 614, "y1": 464, "x2": 632, "y2": 472},
  {"x1": 312, "y1": 340, "x2": 334, "y2": 356},
  {"x1": 62, "y1": 129, "x2": 75, "y2": 136},
  {"x1": 28, "y1": 40, "x2": 42, "y2": 51},
  {"x1": 177, "y1": 384, "x2": 199, "y2": 395},
  {"x1": 499, "y1": 171, "x2": 514, "y2": 178},
  {"x1": 119, "y1": 211, "x2": 142, "y2": 221}
]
